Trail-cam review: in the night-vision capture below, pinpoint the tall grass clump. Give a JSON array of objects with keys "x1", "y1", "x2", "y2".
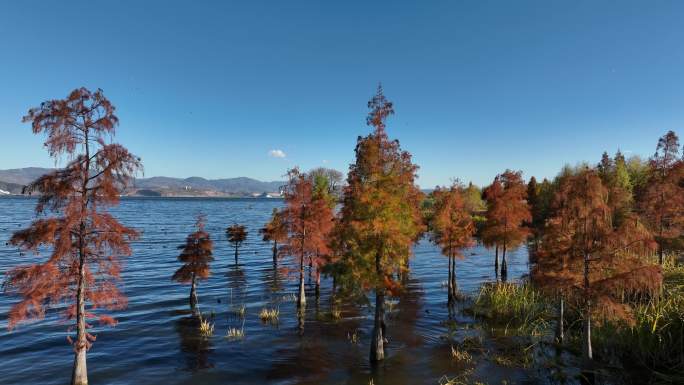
[
  {"x1": 594, "y1": 256, "x2": 684, "y2": 381},
  {"x1": 472, "y1": 282, "x2": 551, "y2": 335},
  {"x1": 259, "y1": 307, "x2": 280, "y2": 324}
]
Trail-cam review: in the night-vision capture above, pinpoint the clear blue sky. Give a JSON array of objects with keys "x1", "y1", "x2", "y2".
[{"x1": 1, "y1": 1, "x2": 683, "y2": 187}]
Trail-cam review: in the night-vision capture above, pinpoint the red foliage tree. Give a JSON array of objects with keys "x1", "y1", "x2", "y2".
[
  {"x1": 173, "y1": 215, "x2": 214, "y2": 311},
  {"x1": 280, "y1": 168, "x2": 334, "y2": 311},
  {"x1": 482, "y1": 170, "x2": 531, "y2": 281},
  {"x1": 533, "y1": 169, "x2": 660, "y2": 371},
  {"x1": 431, "y1": 184, "x2": 475, "y2": 304},
  {"x1": 4, "y1": 88, "x2": 141, "y2": 385},
  {"x1": 639, "y1": 131, "x2": 684, "y2": 264},
  {"x1": 334, "y1": 85, "x2": 424, "y2": 362},
  {"x1": 226, "y1": 224, "x2": 248, "y2": 264},
  {"x1": 260, "y1": 208, "x2": 288, "y2": 266}
]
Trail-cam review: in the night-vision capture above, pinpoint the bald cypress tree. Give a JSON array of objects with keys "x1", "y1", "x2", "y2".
[{"x1": 336, "y1": 85, "x2": 424, "y2": 362}]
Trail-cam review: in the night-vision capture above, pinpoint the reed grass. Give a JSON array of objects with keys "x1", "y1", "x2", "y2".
[
  {"x1": 232, "y1": 304, "x2": 246, "y2": 318},
  {"x1": 259, "y1": 307, "x2": 280, "y2": 323},
  {"x1": 593, "y1": 256, "x2": 684, "y2": 380},
  {"x1": 199, "y1": 318, "x2": 214, "y2": 337},
  {"x1": 225, "y1": 327, "x2": 245, "y2": 340},
  {"x1": 348, "y1": 329, "x2": 359, "y2": 344},
  {"x1": 450, "y1": 345, "x2": 472, "y2": 364},
  {"x1": 472, "y1": 282, "x2": 551, "y2": 335}
]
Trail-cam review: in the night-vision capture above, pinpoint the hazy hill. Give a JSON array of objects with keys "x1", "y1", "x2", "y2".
[{"x1": 0, "y1": 168, "x2": 284, "y2": 197}]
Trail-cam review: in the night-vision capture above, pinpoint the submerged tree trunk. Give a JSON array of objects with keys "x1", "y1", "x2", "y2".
[
  {"x1": 298, "y1": 253, "x2": 306, "y2": 309},
  {"x1": 450, "y1": 256, "x2": 457, "y2": 299},
  {"x1": 501, "y1": 243, "x2": 508, "y2": 282},
  {"x1": 494, "y1": 245, "x2": 499, "y2": 281},
  {"x1": 72, "y1": 249, "x2": 88, "y2": 385},
  {"x1": 370, "y1": 288, "x2": 386, "y2": 362},
  {"x1": 190, "y1": 273, "x2": 198, "y2": 310},
  {"x1": 272, "y1": 241, "x2": 278, "y2": 266},
  {"x1": 370, "y1": 252, "x2": 385, "y2": 362},
  {"x1": 556, "y1": 296, "x2": 564, "y2": 344},
  {"x1": 582, "y1": 250, "x2": 593, "y2": 375},
  {"x1": 447, "y1": 252, "x2": 453, "y2": 304},
  {"x1": 234, "y1": 245, "x2": 239, "y2": 264}
]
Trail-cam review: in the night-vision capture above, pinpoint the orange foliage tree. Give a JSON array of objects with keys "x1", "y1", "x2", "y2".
[
  {"x1": 431, "y1": 184, "x2": 475, "y2": 304},
  {"x1": 173, "y1": 215, "x2": 214, "y2": 311},
  {"x1": 280, "y1": 168, "x2": 334, "y2": 310},
  {"x1": 4, "y1": 88, "x2": 141, "y2": 385},
  {"x1": 260, "y1": 208, "x2": 288, "y2": 266},
  {"x1": 334, "y1": 85, "x2": 424, "y2": 362},
  {"x1": 639, "y1": 131, "x2": 684, "y2": 265},
  {"x1": 482, "y1": 170, "x2": 531, "y2": 281},
  {"x1": 226, "y1": 224, "x2": 248, "y2": 264},
  {"x1": 533, "y1": 169, "x2": 660, "y2": 371}
]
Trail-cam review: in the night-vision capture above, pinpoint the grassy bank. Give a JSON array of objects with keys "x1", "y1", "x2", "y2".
[{"x1": 469, "y1": 256, "x2": 684, "y2": 383}]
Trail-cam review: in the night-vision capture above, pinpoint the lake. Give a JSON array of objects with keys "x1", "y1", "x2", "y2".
[{"x1": 0, "y1": 196, "x2": 543, "y2": 385}]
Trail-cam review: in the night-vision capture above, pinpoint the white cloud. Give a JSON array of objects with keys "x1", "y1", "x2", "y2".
[
  {"x1": 322, "y1": 159, "x2": 329, "y2": 164},
  {"x1": 268, "y1": 149, "x2": 286, "y2": 158}
]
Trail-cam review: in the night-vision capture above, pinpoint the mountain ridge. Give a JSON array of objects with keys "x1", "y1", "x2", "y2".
[{"x1": 0, "y1": 167, "x2": 285, "y2": 197}]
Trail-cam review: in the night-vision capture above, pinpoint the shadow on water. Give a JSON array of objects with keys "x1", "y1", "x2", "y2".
[{"x1": 174, "y1": 315, "x2": 215, "y2": 372}]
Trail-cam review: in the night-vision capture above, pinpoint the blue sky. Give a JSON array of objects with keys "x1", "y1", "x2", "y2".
[{"x1": 1, "y1": 1, "x2": 683, "y2": 187}]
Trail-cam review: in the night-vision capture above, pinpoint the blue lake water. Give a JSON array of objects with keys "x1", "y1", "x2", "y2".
[{"x1": 0, "y1": 196, "x2": 540, "y2": 385}]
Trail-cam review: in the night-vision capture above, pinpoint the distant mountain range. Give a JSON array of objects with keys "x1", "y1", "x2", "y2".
[{"x1": 0, "y1": 168, "x2": 285, "y2": 197}]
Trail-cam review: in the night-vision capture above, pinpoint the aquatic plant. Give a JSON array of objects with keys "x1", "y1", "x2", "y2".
[
  {"x1": 232, "y1": 304, "x2": 246, "y2": 318},
  {"x1": 472, "y1": 282, "x2": 551, "y2": 336},
  {"x1": 348, "y1": 329, "x2": 360, "y2": 344},
  {"x1": 225, "y1": 327, "x2": 245, "y2": 340},
  {"x1": 450, "y1": 345, "x2": 472, "y2": 364},
  {"x1": 199, "y1": 318, "x2": 214, "y2": 337},
  {"x1": 259, "y1": 307, "x2": 280, "y2": 323}
]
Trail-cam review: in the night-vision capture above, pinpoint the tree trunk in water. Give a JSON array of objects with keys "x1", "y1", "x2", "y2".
[
  {"x1": 190, "y1": 274, "x2": 198, "y2": 311},
  {"x1": 72, "y1": 254, "x2": 88, "y2": 385},
  {"x1": 298, "y1": 254, "x2": 306, "y2": 309},
  {"x1": 494, "y1": 245, "x2": 499, "y2": 281},
  {"x1": 582, "y1": 309, "x2": 593, "y2": 379},
  {"x1": 234, "y1": 245, "x2": 239, "y2": 265},
  {"x1": 272, "y1": 241, "x2": 278, "y2": 266},
  {"x1": 500, "y1": 243, "x2": 508, "y2": 282},
  {"x1": 556, "y1": 296, "x2": 564, "y2": 344},
  {"x1": 582, "y1": 250, "x2": 594, "y2": 379},
  {"x1": 315, "y1": 270, "x2": 321, "y2": 299},
  {"x1": 370, "y1": 289, "x2": 385, "y2": 362},
  {"x1": 451, "y1": 257, "x2": 457, "y2": 299},
  {"x1": 447, "y1": 253, "x2": 453, "y2": 304},
  {"x1": 72, "y1": 132, "x2": 90, "y2": 385}
]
